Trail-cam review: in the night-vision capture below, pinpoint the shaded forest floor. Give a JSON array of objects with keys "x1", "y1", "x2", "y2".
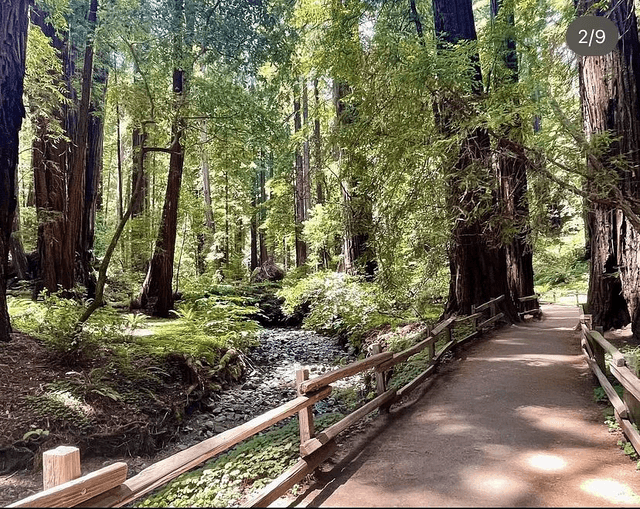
[{"x1": 0, "y1": 328, "x2": 231, "y2": 506}]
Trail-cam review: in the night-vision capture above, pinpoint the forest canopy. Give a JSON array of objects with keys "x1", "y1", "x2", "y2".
[{"x1": 1, "y1": 0, "x2": 640, "y2": 343}]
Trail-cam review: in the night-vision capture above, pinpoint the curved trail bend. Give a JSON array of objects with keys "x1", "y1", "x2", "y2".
[{"x1": 296, "y1": 304, "x2": 640, "y2": 507}]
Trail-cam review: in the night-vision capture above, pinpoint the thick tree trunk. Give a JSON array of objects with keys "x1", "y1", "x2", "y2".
[
  {"x1": 139, "y1": 69, "x2": 185, "y2": 317},
  {"x1": 258, "y1": 160, "x2": 269, "y2": 265},
  {"x1": 433, "y1": 0, "x2": 518, "y2": 321},
  {"x1": 0, "y1": 0, "x2": 29, "y2": 341},
  {"x1": 30, "y1": 7, "x2": 73, "y2": 294},
  {"x1": 491, "y1": 0, "x2": 535, "y2": 303},
  {"x1": 66, "y1": 0, "x2": 98, "y2": 293},
  {"x1": 80, "y1": 58, "x2": 107, "y2": 298},
  {"x1": 578, "y1": 0, "x2": 640, "y2": 333}
]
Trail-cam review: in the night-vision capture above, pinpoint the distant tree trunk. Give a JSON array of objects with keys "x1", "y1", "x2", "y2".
[
  {"x1": 10, "y1": 204, "x2": 29, "y2": 280},
  {"x1": 250, "y1": 175, "x2": 259, "y2": 271},
  {"x1": 294, "y1": 83, "x2": 307, "y2": 266},
  {"x1": 139, "y1": 68, "x2": 185, "y2": 316},
  {"x1": 491, "y1": 0, "x2": 535, "y2": 302},
  {"x1": 334, "y1": 80, "x2": 376, "y2": 278},
  {"x1": 313, "y1": 78, "x2": 325, "y2": 205},
  {"x1": 131, "y1": 128, "x2": 147, "y2": 218},
  {"x1": 67, "y1": 0, "x2": 98, "y2": 293},
  {"x1": 0, "y1": 0, "x2": 29, "y2": 341},
  {"x1": 578, "y1": 0, "x2": 640, "y2": 332},
  {"x1": 258, "y1": 159, "x2": 269, "y2": 265},
  {"x1": 434, "y1": 0, "x2": 518, "y2": 320},
  {"x1": 80, "y1": 56, "x2": 108, "y2": 298}
]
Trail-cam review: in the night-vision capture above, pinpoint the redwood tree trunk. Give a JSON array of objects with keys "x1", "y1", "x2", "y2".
[
  {"x1": 334, "y1": 80, "x2": 376, "y2": 278},
  {"x1": 30, "y1": 6, "x2": 73, "y2": 294},
  {"x1": 491, "y1": 0, "x2": 535, "y2": 303},
  {"x1": 80, "y1": 57, "x2": 107, "y2": 298},
  {"x1": 0, "y1": 0, "x2": 29, "y2": 341},
  {"x1": 434, "y1": 0, "x2": 518, "y2": 320},
  {"x1": 578, "y1": 0, "x2": 640, "y2": 333},
  {"x1": 294, "y1": 83, "x2": 307, "y2": 266},
  {"x1": 66, "y1": 0, "x2": 98, "y2": 293},
  {"x1": 139, "y1": 69, "x2": 185, "y2": 317}
]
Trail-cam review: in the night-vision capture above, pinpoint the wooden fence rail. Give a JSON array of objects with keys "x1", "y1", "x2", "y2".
[
  {"x1": 580, "y1": 321, "x2": 640, "y2": 455},
  {"x1": 7, "y1": 294, "x2": 509, "y2": 509}
]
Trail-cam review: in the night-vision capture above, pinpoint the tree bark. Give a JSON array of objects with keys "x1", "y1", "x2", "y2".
[
  {"x1": 491, "y1": 0, "x2": 535, "y2": 303},
  {"x1": 578, "y1": 0, "x2": 640, "y2": 333},
  {"x1": 433, "y1": 0, "x2": 518, "y2": 320},
  {"x1": 0, "y1": 0, "x2": 29, "y2": 341},
  {"x1": 66, "y1": 0, "x2": 99, "y2": 294},
  {"x1": 294, "y1": 83, "x2": 307, "y2": 266},
  {"x1": 30, "y1": 6, "x2": 74, "y2": 294},
  {"x1": 10, "y1": 203, "x2": 29, "y2": 281},
  {"x1": 139, "y1": 69, "x2": 185, "y2": 317},
  {"x1": 334, "y1": 80, "x2": 376, "y2": 278}
]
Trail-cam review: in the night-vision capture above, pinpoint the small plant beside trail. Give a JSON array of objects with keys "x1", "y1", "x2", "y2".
[{"x1": 137, "y1": 414, "x2": 343, "y2": 508}]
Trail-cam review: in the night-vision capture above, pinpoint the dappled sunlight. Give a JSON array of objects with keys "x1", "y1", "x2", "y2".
[
  {"x1": 524, "y1": 453, "x2": 567, "y2": 472},
  {"x1": 580, "y1": 478, "x2": 640, "y2": 504},
  {"x1": 437, "y1": 422, "x2": 476, "y2": 434},
  {"x1": 467, "y1": 353, "x2": 580, "y2": 366},
  {"x1": 516, "y1": 406, "x2": 600, "y2": 442},
  {"x1": 460, "y1": 467, "x2": 531, "y2": 500},
  {"x1": 492, "y1": 338, "x2": 527, "y2": 345}
]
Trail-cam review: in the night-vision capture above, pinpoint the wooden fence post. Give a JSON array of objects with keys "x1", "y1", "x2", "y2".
[
  {"x1": 43, "y1": 446, "x2": 81, "y2": 490},
  {"x1": 471, "y1": 304, "x2": 478, "y2": 334},
  {"x1": 296, "y1": 368, "x2": 315, "y2": 455},
  {"x1": 371, "y1": 344, "x2": 389, "y2": 414}
]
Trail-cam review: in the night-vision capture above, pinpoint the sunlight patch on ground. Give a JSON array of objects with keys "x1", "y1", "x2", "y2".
[
  {"x1": 461, "y1": 468, "x2": 530, "y2": 500},
  {"x1": 580, "y1": 478, "x2": 640, "y2": 504},
  {"x1": 524, "y1": 453, "x2": 567, "y2": 472},
  {"x1": 437, "y1": 422, "x2": 476, "y2": 435},
  {"x1": 467, "y1": 353, "x2": 578, "y2": 366},
  {"x1": 515, "y1": 406, "x2": 599, "y2": 442}
]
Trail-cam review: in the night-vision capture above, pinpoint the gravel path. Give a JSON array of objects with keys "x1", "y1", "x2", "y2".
[{"x1": 295, "y1": 304, "x2": 640, "y2": 507}]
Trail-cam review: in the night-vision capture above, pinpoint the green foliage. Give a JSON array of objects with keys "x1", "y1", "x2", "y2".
[
  {"x1": 533, "y1": 215, "x2": 588, "y2": 300},
  {"x1": 8, "y1": 292, "x2": 137, "y2": 354},
  {"x1": 143, "y1": 296, "x2": 261, "y2": 365},
  {"x1": 26, "y1": 388, "x2": 93, "y2": 431},
  {"x1": 278, "y1": 271, "x2": 397, "y2": 345},
  {"x1": 618, "y1": 439, "x2": 639, "y2": 461},
  {"x1": 593, "y1": 383, "x2": 624, "y2": 403},
  {"x1": 137, "y1": 414, "x2": 343, "y2": 508}
]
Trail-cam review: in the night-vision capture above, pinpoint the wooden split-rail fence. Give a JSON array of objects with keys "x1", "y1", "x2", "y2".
[
  {"x1": 579, "y1": 306, "x2": 640, "y2": 454},
  {"x1": 7, "y1": 294, "x2": 515, "y2": 508}
]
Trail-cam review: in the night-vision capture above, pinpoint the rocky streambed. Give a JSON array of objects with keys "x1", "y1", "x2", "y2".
[{"x1": 173, "y1": 328, "x2": 363, "y2": 447}]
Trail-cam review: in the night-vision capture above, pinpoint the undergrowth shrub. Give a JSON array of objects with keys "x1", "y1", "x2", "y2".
[
  {"x1": 277, "y1": 271, "x2": 395, "y2": 347},
  {"x1": 143, "y1": 296, "x2": 261, "y2": 365},
  {"x1": 8, "y1": 291, "x2": 133, "y2": 354},
  {"x1": 137, "y1": 413, "x2": 343, "y2": 508}
]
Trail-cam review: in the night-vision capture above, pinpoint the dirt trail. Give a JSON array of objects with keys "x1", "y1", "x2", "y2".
[{"x1": 295, "y1": 304, "x2": 640, "y2": 507}]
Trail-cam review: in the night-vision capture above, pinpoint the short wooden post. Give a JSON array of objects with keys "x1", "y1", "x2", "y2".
[
  {"x1": 371, "y1": 344, "x2": 390, "y2": 414},
  {"x1": 296, "y1": 368, "x2": 315, "y2": 455},
  {"x1": 43, "y1": 446, "x2": 81, "y2": 490},
  {"x1": 471, "y1": 304, "x2": 478, "y2": 334}
]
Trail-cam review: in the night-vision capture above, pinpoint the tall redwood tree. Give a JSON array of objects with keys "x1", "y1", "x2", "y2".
[
  {"x1": 579, "y1": 0, "x2": 640, "y2": 333},
  {"x1": 0, "y1": 0, "x2": 29, "y2": 341},
  {"x1": 433, "y1": 0, "x2": 518, "y2": 320}
]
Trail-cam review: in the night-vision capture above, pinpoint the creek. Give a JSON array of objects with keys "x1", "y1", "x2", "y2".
[{"x1": 172, "y1": 327, "x2": 362, "y2": 448}]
